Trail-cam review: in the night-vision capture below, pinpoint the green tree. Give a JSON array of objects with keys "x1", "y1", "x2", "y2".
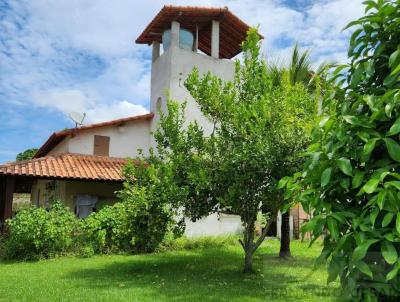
[
  {"x1": 269, "y1": 45, "x2": 327, "y2": 258},
  {"x1": 16, "y1": 148, "x2": 38, "y2": 161},
  {"x1": 282, "y1": 0, "x2": 400, "y2": 300},
  {"x1": 118, "y1": 159, "x2": 185, "y2": 253},
  {"x1": 140, "y1": 29, "x2": 316, "y2": 272}
]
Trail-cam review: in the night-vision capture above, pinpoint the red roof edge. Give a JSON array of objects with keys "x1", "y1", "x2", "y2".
[{"x1": 34, "y1": 113, "x2": 154, "y2": 158}]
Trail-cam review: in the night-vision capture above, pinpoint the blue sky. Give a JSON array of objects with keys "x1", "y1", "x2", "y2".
[{"x1": 0, "y1": 0, "x2": 364, "y2": 162}]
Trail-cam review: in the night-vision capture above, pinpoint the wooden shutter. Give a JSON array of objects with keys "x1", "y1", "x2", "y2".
[{"x1": 93, "y1": 135, "x2": 110, "y2": 156}]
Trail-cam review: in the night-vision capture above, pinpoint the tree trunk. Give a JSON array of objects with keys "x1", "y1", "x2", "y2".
[
  {"x1": 241, "y1": 220, "x2": 255, "y2": 273},
  {"x1": 279, "y1": 211, "x2": 292, "y2": 258},
  {"x1": 244, "y1": 249, "x2": 253, "y2": 273}
]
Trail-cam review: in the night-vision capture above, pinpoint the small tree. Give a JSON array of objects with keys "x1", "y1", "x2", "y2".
[
  {"x1": 118, "y1": 159, "x2": 185, "y2": 253},
  {"x1": 16, "y1": 148, "x2": 38, "y2": 161},
  {"x1": 269, "y1": 45, "x2": 327, "y2": 258},
  {"x1": 146, "y1": 29, "x2": 316, "y2": 272},
  {"x1": 282, "y1": 0, "x2": 400, "y2": 300}
]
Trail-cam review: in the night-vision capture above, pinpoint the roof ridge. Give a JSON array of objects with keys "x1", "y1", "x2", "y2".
[{"x1": 53, "y1": 112, "x2": 154, "y2": 137}]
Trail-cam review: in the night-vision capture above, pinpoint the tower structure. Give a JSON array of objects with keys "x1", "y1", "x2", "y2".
[{"x1": 136, "y1": 6, "x2": 262, "y2": 138}]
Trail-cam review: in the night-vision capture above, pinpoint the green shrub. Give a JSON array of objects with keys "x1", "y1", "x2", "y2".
[
  {"x1": 127, "y1": 188, "x2": 173, "y2": 253},
  {"x1": 282, "y1": 1, "x2": 400, "y2": 301},
  {"x1": 80, "y1": 202, "x2": 133, "y2": 253},
  {"x1": 78, "y1": 245, "x2": 95, "y2": 258},
  {"x1": 117, "y1": 160, "x2": 182, "y2": 253},
  {"x1": 5, "y1": 201, "x2": 77, "y2": 260},
  {"x1": 81, "y1": 186, "x2": 174, "y2": 254}
]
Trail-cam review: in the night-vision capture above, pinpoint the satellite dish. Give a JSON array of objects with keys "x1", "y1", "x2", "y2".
[{"x1": 68, "y1": 111, "x2": 86, "y2": 127}]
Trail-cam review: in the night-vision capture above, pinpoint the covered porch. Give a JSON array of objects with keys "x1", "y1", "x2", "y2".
[{"x1": 0, "y1": 153, "x2": 127, "y2": 231}]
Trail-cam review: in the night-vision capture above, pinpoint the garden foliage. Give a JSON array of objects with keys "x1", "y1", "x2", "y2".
[
  {"x1": 80, "y1": 202, "x2": 133, "y2": 254},
  {"x1": 5, "y1": 201, "x2": 77, "y2": 260},
  {"x1": 118, "y1": 160, "x2": 183, "y2": 253},
  {"x1": 281, "y1": 0, "x2": 400, "y2": 300},
  {"x1": 138, "y1": 28, "x2": 316, "y2": 272}
]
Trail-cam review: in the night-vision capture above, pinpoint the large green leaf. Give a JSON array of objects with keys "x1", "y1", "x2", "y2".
[
  {"x1": 352, "y1": 239, "x2": 379, "y2": 261},
  {"x1": 321, "y1": 167, "x2": 332, "y2": 187},
  {"x1": 384, "y1": 138, "x2": 400, "y2": 162},
  {"x1": 327, "y1": 257, "x2": 342, "y2": 283},
  {"x1": 343, "y1": 115, "x2": 372, "y2": 128},
  {"x1": 355, "y1": 261, "x2": 373, "y2": 278},
  {"x1": 362, "y1": 178, "x2": 380, "y2": 194},
  {"x1": 362, "y1": 138, "x2": 379, "y2": 160},
  {"x1": 370, "y1": 207, "x2": 379, "y2": 226},
  {"x1": 384, "y1": 181, "x2": 400, "y2": 191},
  {"x1": 337, "y1": 158, "x2": 353, "y2": 176},
  {"x1": 381, "y1": 241, "x2": 398, "y2": 265},
  {"x1": 386, "y1": 262, "x2": 400, "y2": 281},
  {"x1": 327, "y1": 217, "x2": 339, "y2": 239},
  {"x1": 382, "y1": 212, "x2": 395, "y2": 227},
  {"x1": 389, "y1": 49, "x2": 400, "y2": 68},
  {"x1": 352, "y1": 170, "x2": 365, "y2": 188},
  {"x1": 387, "y1": 116, "x2": 400, "y2": 136}
]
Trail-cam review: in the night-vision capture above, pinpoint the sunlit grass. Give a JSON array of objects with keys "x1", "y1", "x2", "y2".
[{"x1": 0, "y1": 239, "x2": 340, "y2": 302}]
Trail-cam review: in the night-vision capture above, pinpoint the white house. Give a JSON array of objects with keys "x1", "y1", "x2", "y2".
[{"x1": 0, "y1": 6, "x2": 308, "y2": 237}]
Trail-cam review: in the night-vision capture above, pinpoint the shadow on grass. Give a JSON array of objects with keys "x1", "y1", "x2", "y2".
[{"x1": 64, "y1": 248, "x2": 339, "y2": 302}]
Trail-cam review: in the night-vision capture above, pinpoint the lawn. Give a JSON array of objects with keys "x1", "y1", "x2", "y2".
[{"x1": 0, "y1": 239, "x2": 340, "y2": 302}]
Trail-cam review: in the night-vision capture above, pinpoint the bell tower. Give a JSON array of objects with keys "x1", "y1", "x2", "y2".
[{"x1": 136, "y1": 6, "x2": 262, "y2": 137}]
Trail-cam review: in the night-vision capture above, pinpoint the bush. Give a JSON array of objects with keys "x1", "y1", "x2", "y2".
[
  {"x1": 80, "y1": 202, "x2": 133, "y2": 254},
  {"x1": 117, "y1": 160, "x2": 183, "y2": 253},
  {"x1": 78, "y1": 245, "x2": 95, "y2": 258},
  {"x1": 282, "y1": 1, "x2": 400, "y2": 301},
  {"x1": 5, "y1": 201, "x2": 77, "y2": 260},
  {"x1": 81, "y1": 186, "x2": 175, "y2": 254},
  {"x1": 127, "y1": 188, "x2": 173, "y2": 253}
]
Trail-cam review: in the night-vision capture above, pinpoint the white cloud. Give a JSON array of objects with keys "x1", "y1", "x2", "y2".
[
  {"x1": 32, "y1": 89, "x2": 148, "y2": 124},
  {"x1": 32, "y1": 89, "x2": 94, "y2": 114},
  {"x1": 86, "y1": 101, "x2": 148, "y2": 124},
  {"x1": 1, "y1": 0, "x2": 366, "y2": 126}
]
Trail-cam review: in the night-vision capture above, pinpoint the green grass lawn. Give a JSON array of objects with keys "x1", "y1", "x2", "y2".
[{"x1": 0, "y1": 239, "x2": 340, "y2": 302}]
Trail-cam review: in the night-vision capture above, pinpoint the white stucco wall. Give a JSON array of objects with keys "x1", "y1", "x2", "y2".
[
  {"x1": 49, "y1": 119, "x2": 152, "y2": 158},
  {"x1": 48, "y1": 139, "x2": 69, "y2": 155},
  {"x1": 150, "y1": 41, "x2": 235, "y2": 143},
  {"x1": 185, "y1": 213, "x2": 243, "y2": 237}
]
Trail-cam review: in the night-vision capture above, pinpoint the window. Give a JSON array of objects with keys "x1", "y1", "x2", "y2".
[{"x1": 93, "y1": 135, "x2": 110, "y2": 156}]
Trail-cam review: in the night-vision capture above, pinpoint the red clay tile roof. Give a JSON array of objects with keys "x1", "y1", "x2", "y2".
[
  {"x1": 35, "y1": 113, "x2": 154, "y2": 158},
  {"x1": 0, "y1": 153, "x2": 129, "y2": 182},
  {"x1": 136, "y1": 5, "x2": 263, "y2": 59}
]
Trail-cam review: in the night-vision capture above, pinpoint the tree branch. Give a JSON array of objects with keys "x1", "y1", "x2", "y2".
[{"x1": 252, "y1": 210, "x2": 278, "y2": 253}]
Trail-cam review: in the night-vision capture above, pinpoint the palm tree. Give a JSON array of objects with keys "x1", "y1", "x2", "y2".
[{"x1": 268, "y1": 43, "x2": 327, "y2": 258}]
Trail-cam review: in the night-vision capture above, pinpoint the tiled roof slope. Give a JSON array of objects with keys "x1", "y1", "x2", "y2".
[
  {"x1": 0, "y1": 153, "x2": 129, "y2": 181},
  {"x1": 136, "y1": 5, "x2": 263, "y2": 59}
]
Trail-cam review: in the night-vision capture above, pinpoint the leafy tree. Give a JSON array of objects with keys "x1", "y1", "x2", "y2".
[
  {"x1": 282, "y1": 0, "x2": 400, "y2": 300},
  {"x1": 268, "y1": 44, "x2": 326, "y2": 258},
  {"x1": 140, "y1": 29, "x2": 316, "y2": 272},
  {"x1": 16, "y1": 148, "x2": 38, "y2": 161},
  {"x1": 118, "y1": 160, "x2": 184, "y2": 253}
]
